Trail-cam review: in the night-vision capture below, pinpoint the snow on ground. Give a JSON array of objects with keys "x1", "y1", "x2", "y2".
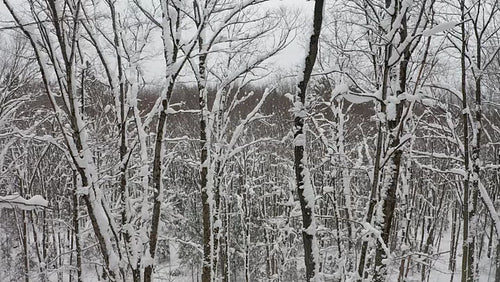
[
  {"x1": 387, "y1": 227, "x2": 497, "y2": 282},
  {"x1": 8, "y1": 231, "x2": 494, "y2": 281}
]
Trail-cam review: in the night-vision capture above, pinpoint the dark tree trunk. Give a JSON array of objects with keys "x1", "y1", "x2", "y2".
[
  {"x1": 144, "y1": 5, "x2": 181, "y2": 280},
  {"x1": 72, "y1": 170, "x2": 82, "y2": 282},
  {"x1": 144, "y1": 78, "x2": 176, "y2": 282},
  {"x1": 199, "y1": 47, "x2": 213, "y2": 282},
  {"x1": 496, "y1": 240, "x2": 500, "y2": 282},
  {"x1": 373, "y1": 7, "x2": 409, "y2": 280},
  {"x1": 294, "y1": 0, "x2": 324, "y2": 280},
  {"x1": 460, "y1": 1, "x2": 472, "y2": 281}
]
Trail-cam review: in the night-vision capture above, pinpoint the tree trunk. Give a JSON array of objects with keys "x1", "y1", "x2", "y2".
[
  {"x1": 199, "y1": 45, "x2": 214, "y2": 282},
  {"x1": 450, "y1": 202, "x2": 458, "y2": 272},
  {"x1": 72, "y1": 170, "x2": 82, "y2": 282},
  {"x1": 373, "y1": 7, "x2": 409, "y2": 279},
  {"x1": 294, "y1": 0, "x2": 324, "y2": 280},
  {"x1": 460, "y1": 1, "x2": 473, "y2": 281},
  {"x1": 496, "y1": 239, "x2": 500, "y2": 282},
  {"x1": 144, "y1": 77, "x2": 176, "y2": 282}
]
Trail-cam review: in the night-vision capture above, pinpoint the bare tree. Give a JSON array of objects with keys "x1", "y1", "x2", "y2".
[{"x1": 293, "y1": 0, "x2": 324, "y2": 280}]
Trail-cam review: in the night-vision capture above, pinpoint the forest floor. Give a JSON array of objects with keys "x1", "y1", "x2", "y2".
[
  {"x1": 8, "y1": 231, "x2": 495, "y2": 281},
  {"x1": 389, "y1": 229, "x2": 497, "y2": 282}
]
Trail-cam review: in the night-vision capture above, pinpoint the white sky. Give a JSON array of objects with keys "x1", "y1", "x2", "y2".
[
  {"x1": 0, "y1": 0, "x2": 313, "y2": 85},
  {"x1": 139, "y1": 0, "x2": 313, "y2": 84}
]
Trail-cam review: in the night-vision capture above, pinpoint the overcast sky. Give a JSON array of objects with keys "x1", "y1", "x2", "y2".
[{"x1": 0, "y1": 0, "x2": 313, "y2": 86}]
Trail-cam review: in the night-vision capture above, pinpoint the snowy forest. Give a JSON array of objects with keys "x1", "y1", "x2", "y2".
[{"x1": 0, "y1": 0, "x2": 500, "y2": 281}]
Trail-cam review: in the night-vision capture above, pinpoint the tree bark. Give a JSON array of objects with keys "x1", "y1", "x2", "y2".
[
  {"x1": 294, "y1": 0, "x2": 324, "y2": 280},
  {"x1": 199, "y1": 45, "x2": 213, "y2": 282},
  {"x1": 72, "y1": 170, "x2": 82, "y2": 282},
  {"x1": 144, "y1": 76, "x2": 176, "y2": 282},
  {"x1": 496, "y1": 239, "x2": 500, "y2": 282},
  {"x1": 460, "y1": 1, "x2": 473, "y2": 280},
  {"x1": 373, "y1": 6, "x2": 409, "y2": 279}
]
